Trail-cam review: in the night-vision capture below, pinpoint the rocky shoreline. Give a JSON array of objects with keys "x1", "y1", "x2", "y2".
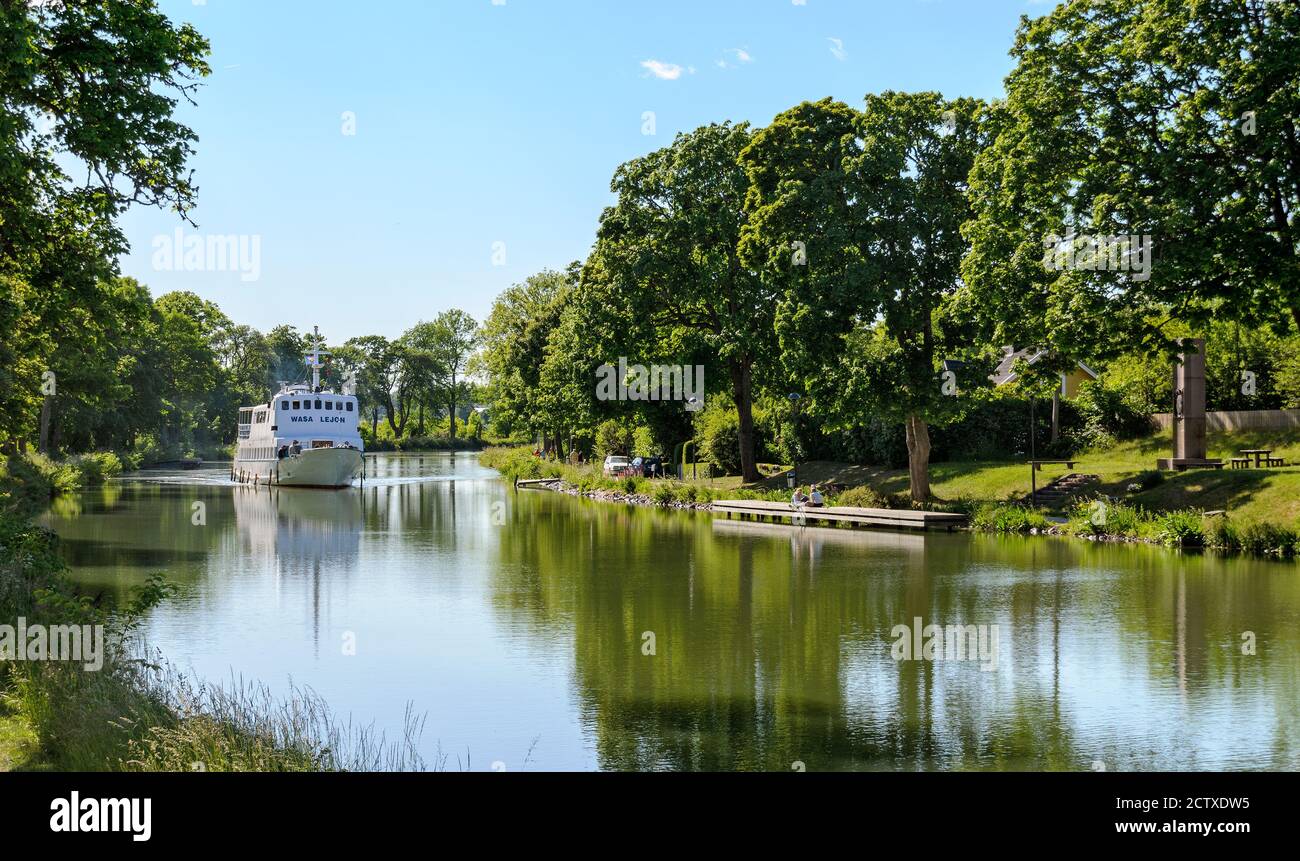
[
  {"x1": 542, "y1": 480, "x2": 715, "y2": 511},
  {"x1": 531, "y1": 481, "x2": 1202, "y2": 548}
]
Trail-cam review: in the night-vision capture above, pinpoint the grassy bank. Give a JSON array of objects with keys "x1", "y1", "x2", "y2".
[
  {"x1": 480, "y1": 446, "x2": 793, "y2": 506},
  {"x1": 745, "y1": 430, "x2": 1300, "y2": 526},
  {"x1": 0, "y1": 451, "x2": 124, "y2": 520},
  {"x1": 970, "y1": 500, "x2": 1300, "y2": 557},
  {"x1": 483, "y1": 434, "x2": 1300, "y2": 561}
]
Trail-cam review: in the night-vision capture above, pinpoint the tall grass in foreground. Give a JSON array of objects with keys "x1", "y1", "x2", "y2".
[
  {"x1": 1, "y1": 511, "x2": 434, "y2": 771},
  {"x1": 122, "y1": 662, "x2": 435, "y2": 772}
]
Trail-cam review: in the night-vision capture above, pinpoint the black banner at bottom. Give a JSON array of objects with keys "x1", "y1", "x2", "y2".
[{"x1": 0, "y1": 771, "x2": 1285, "y2": 848}]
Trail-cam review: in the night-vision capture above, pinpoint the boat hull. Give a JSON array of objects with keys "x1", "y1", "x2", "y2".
[{"x1": 233, "y1": 447, "x2": 363, "y2": 489}]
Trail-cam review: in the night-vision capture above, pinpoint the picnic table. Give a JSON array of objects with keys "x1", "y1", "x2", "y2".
[{"x1": 1238, "y1": 449, "x2": 1273, "y2": 468}]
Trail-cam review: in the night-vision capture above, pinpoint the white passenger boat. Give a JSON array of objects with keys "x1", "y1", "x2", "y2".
[{"x1": 232, "y1": 332, "x2": 364, "y2": 489}]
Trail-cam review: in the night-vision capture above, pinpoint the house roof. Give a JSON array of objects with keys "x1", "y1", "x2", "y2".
[{"x1": 991, "y1": 347, "x2": 1099, "y2": 387}]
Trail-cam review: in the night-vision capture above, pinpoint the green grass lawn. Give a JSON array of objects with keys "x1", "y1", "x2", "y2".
[{"x1": 723, "y1": 429, "x2": 1300, "y2": 525}]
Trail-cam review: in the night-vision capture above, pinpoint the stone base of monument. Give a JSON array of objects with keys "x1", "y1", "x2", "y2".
[{"x1": 1156, "y1": 457, "x2": 1225, "y2": 471}]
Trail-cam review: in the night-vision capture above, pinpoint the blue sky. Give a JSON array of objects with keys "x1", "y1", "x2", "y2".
[{"x1": 118, "y1": 0, "x2": 1050, "y2": 342}]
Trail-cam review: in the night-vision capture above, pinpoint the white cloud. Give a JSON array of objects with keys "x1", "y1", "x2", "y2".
[
  {"x1": 827, "y1": 37, "x2": 847, "y2": 61},
  {"x1": 716, "y1": 47, "x2": 754, "y2": 70},
  {"x1": 641, "y1": 59, "x2": 685, "y2": 80}
]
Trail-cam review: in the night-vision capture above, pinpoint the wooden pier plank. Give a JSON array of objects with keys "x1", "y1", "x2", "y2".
[{"x1": 710, "y1": 499, "x2": 965, "y2": 531}]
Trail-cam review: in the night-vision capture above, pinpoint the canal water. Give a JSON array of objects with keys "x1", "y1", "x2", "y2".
[{"x1": 41, "y1": 453, "x2": 1300, "y2": 771}]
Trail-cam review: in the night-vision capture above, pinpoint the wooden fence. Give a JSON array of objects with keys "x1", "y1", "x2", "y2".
[{"x1": 1150, "y1": 409, "x2": 1300, "y2": 432}]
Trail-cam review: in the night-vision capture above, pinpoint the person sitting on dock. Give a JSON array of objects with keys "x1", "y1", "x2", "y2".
[
  {"x1": 791, "y1": 487, "x2": 808, "y2": 509},
  {"x1": 808, "y1": 486, "x2": 824, "y2": 508}
]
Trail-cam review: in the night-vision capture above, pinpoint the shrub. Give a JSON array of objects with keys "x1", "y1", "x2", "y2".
[
  {"x1": 1238, "y1": 522, "x2": 1297, "y2": 558},
  {"x1": 1205, "y1": 518, "x2": 1241, "y2": 551},
  {"x1": 1068, "y1": 498, "x2": 1148, "y2": 537},
  {"x1": 596, "y1": 420, "x2": 634, "y2": 458},
  {"x1": 971, "y1": 504, "x2": 1050, "y2": 534},
  {"x1": 365, "y1": 436, "x2": 487, "y2": 452},
  {"x1": 1071, "y1": 380, "x2": 1155, "y2": 446},
  {"x1": 1156, "y1": 510, "x2": 1205, "y2": 547},
  {"x1": 833, "y1": 485, "x2": 888, "y2": 509},
  {"x1": 1127, "y1": 469, "x2": 1165, "y2": 493},
  {"x1": 66, "y1": 452, "x2": 124, "y2": 486},
  {"x1": 675, "y1": 484, "x2": 701, "y2": 504},
  {"x1": 128, "y1": 432, "x2": 175, "y2": 467}
]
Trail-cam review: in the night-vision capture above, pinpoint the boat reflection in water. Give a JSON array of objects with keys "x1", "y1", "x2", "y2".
[
  {"x1": 234, "y1": 485, "x2": 363, "y2": 572},
  {"x1": 232, "y1": 486, "x2": 364, "y2": 655}
]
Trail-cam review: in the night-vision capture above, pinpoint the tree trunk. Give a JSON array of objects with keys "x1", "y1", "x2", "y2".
[
  {"x1": 730, "y1": 358, "x2": 761, "y2": 483},
  {"x1": 38, "y1": 394, "x2": 52, "y2": 454},
  {"x1": 385, "y1": 396, "x2": 400, "y2": 437},
  {"x1": 448, "y1": 372, "x2": 458, "y2": 439},
  {"x1": 904, "y1": 413, "x2": 931, "y2": 503},
  {"x1": 371, "y1": 408, "x2": 379, "y2": 438},
  {"x1": 1050, "y1": 392, "x2": 1060, "y2": 444}
]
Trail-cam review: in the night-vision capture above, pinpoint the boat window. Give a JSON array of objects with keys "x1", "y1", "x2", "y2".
[
  {"x1": 345, "y1": 402, "x2": 353, "y2": 412},
  {"x1": 278, "y1": 400, "x2": 287, "y2": 410},
  {"x1": 325, "y1": 400, "x2": 333, "y2": 410},
  {"x1": 314, "y1": 399, "x2": 322, "y2": 409},
  {"x1": 292, "y1": 400, "x2": 300, "y2": 410}
]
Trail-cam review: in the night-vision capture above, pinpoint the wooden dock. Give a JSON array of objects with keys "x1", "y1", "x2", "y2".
[
  {"x1": 710, "y1": 499, "x2": 966, "y2": 531},
  {"x1": 515, "y1": 477, "x2": 563, "y2": 489}
]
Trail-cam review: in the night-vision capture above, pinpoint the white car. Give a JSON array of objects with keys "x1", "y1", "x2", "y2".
[{"x1": 603, "y1": 455, "x2": 631, "y2": 476}]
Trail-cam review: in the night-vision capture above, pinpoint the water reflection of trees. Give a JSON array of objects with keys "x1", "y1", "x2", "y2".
[{"x1": 490, "y1": 496, "x2": 1298, "y2": 771}]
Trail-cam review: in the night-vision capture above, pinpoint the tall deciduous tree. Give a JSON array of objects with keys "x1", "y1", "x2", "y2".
[
  {"x1": 342, "y1": 335, "x2": 406, "y2": 438},
  {"x1": 741, "y1": 94, "x2": 990, "y2": 501},
  {"x1": 962, "y1": 0, "x2": 1300, "y2": 370},
  {"x1": 427, "y1": 309, "x2": 478, "y2": 439},
  {"x1": 0, "y1": 0, "x2": 209, "y2": 447},
  {"x1": 596, "y1": 123, "x2": 776, "y2": 481},
  {"x1": 480, "y1": 268, "x2": 576, "y2": 440}
]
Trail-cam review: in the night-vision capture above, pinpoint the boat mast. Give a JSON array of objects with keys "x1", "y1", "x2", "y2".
[{"x1": 304, "y1": 326, "x2": 329, "y2": 392}]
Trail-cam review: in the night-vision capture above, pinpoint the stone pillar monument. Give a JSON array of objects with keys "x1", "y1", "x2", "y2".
[{"x1": 1158, "y1": 337, "x2": 1216, "y2": 470}]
